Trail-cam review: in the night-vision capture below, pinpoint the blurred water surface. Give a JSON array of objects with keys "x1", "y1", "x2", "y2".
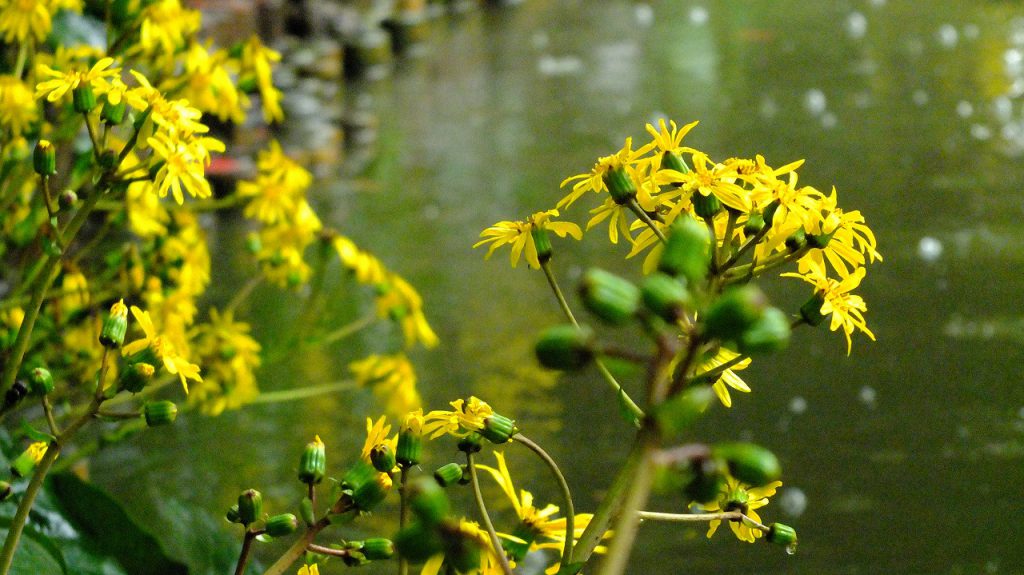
[{"x1": 93, "y1": 1, "x2": 1024, "y2": 573}]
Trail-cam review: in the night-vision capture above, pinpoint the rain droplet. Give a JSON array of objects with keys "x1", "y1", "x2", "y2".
[
  {"x1": 779, "y1": 487, "x2": 808, "y2": 517},
  {"x1": 804, "y1": 89, "x2": 827, "y2": 115},
  {"x1": 845, "y1": 12, "x2": 867, "y2": 39},
  {"x1": 956, "y1": 100, "x2": 974, "y2": 118},
  {"x1": 789, "y1": 396, "x2": 807, "y2": 415},
  {"x1": 937, "y1": 24, "x2": 958, "y2": 48},
  {"x1": 689, "y1": 6, "x2": 709, "y2": 25},
  {"x1": 970, "y1": 124, "x2": 992, "y2": 140},
  {"x1": 859, "y1": 385, "x2": 877, "y2": 408},
  {"x1": 917, "y1": 236, "x2": 943, "y2": 262}
]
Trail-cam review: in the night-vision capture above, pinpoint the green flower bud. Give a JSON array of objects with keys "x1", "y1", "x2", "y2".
[
  {"x1": 767, "y1": 523, "x2": 798, "y2": 548},
  {"x1": 456, "y1": 432, "x2": 483, "y2": 454},
  {"x1": 693, "y1": 192, "x2": 721, "y2": 219},
  {"x1": 225, "y1": 504, "x2": 241, "y2": 523},
  {"x1": 738, "y1": 307, "x2": 791, "y2": 355},
  {"x1": 655, "y1": 385, "x2": 714, "y2": 437},
  {"x1": 703, "y1": 285, "x2": 768, "y2": 342},
  {"x1": 120, "y1": 362, "x2": 155, "y2": 393},
  {"x1": 785, "y1": 229, "x2": 807, "y2": 253},
  {"x1": 807, "y1": 230, "x2": 833, "y2": 249},
  {"x1": 58, "y1": 189, "x2": 78, "y2": 211},
  {"x1": 433, "y1": 463, "x2": 464, "y2": 487},
  {"x1": 143, "y1": 400, "x2": 177, "y2": 426},
  {"x1": 743, "y1": 213, "x2": 765, "y2": 236},
  {"x1": 300, "y1": 497, "x2": 315, "y2": 526},
  {"x1": 33, "y1": 140, "x2": 56, "y2": 176},
  {"x1": 394, "y1": 522, "x2": 444, "y2": 562},
  {"x1": 396, "y1": 415, "x2": 423, "y2": 468},
  {"x1": 0, "y1": 481, "x2": 12, "y2": 501},
  {"x1": 361, "y1": 538, "x2": 395, "y2": 560},
  {"x1": 102, "y1": 98, "x2": 127, "y2": 125},
  {"x1": 481, "y1": 413, "x2": 517, "y2": 444},
  {"x1": 603, "y1": 166, "x2": 636, "y2": 204},
  {"x1": 799, "y1": 292, "x2": 827, "y2": 326},
  {"x1": 535, "y1": 324, "x2": 594, "y2": 371},
  {"x1": 98, "y1": 150, "x2": 117, "y2": 171},
  {"x1": 579, "y1": 268, "x2": 640, "y2": 325},
  {"x1": 353, "y1": 471, "x2": 391, "y2": 511},
  {"x1": 684, "y1": 456, "x2": 725, "y2": 504},
  {"x1": 641, "y1": 273, "x2": 692, "y2": 322},
  {"x1": 29, "y1": 367, "x2": 54, "y2": 396},
  {"x1": 531, "y1": 227, "x2": 553, "y2": 265},
  {"x1": 265, "y1": 513, "x2": 299, "y2": 537},
  {"x1": 409, "y1": 476, "x2": 449, "y2": 524},
  {"x1": 658, "y1": 216, "x2": 711, "y2": 285},
  {"x1": 712, "y1": 442, "x2": 781, "y2": 486},
  {"x1": 370, "y1": 443, "x2": 396, "y2": 473},
  {"x1": 73, "y1": 84, "x2": 96, "y2": 113},
  {"x1": 100, "y1": 300, "x2": 129, "y2": 349},
  {"x1": 762, "y1": 200, "x2": 781, "y2": 227},
  {"x1": 237, "y1": 489, "x2": 263, "y2": 525},
  {"x1": 662, "y1": 151, "x2": 689, "y2": 174},
  {"x1": 299, "y1": 436, "x2": 326, "y2": 484}
]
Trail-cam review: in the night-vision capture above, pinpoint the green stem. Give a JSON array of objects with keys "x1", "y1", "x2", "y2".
[
  {"x1": 636, "y1": 510, "x2": 769, "y2": 533},
  {"x1": 0, "y1": 189, "x2": 104, "y2": 399},
  {"x1": 720, "y1": 212, "x2": 737, "y2": 264},
  {"x1": 83, "y1": 114, "x2": 102, "y2": 160},
  {"x1": 625, "y1": 199, "x2": 667, "y2": 243},
  {"x1": 41, "y1": 397, "x2": 59, "y2": 437},
  {"x1": 466, "y1": 452, "x2": 513, "y2": 575},
  {"x1": 513, "y1": 434, "x2": 574, "y2": 570},
  {"x1": 262, "y1": 517, "x2": 331, "y2": 575},
  {"x1": 723, "y1": 246, "x2": 809, "y2": 284},
  {"x1": 704, "y1": 217, "x2": 719, "y2": 273},
  {"x1": 224, "y1": 274, "x2": 263, "y2": 315},
  {"x1": 243, "y1": 380, "x2": 358, "y2": 405},
  {"x1": 569, "y1": 431, "x2": 644, "y2": 565},
  {"x1": 540, "y1": 261, "x2": 644, "y2": 425},
  {"x1": 719, "y1": 223, "x2": 770, "y2": 271},
  {"x1": 13, "y1": 40, "x2": 28, "y2": 79},
  {"x1": 312, "y1": 313, "x2": 377, "y2": 346},
  {"x1": 398, "y1": 466, "x2": 410, "y2": 575},
  {"x1": 596, "y1": 431, "x2": 657, "y2": 575}
]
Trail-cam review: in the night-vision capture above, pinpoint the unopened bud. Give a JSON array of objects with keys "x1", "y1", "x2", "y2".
[
  {"x1": 10, "y1": 442, "x2": 49, "y2": 478},
  {"x1": 703, "y1": 285, "x2": 768, "y2": 342},
  {"x1": 143, "y1": 400, "x2": 177, "y2": 426},
  {"x1": 531, "y1": 227, "x2": 553, "y2": 265},
  {"x1": 603, "y1": 166, "x2": 636, "y2": 204},
  {"x1": 481, "y1": 413, "x2": 517, "y2": 444},
  {"x1": 535, "y1": 324, "x2": 594, "y2": 371},
  {"x1": 58, "y1": 189, "x2": 78, "y2": 210},
  {"x1": 33, "y1": 140, "x2": 56, "y2": 176},
  {"x1": 456, "y1": 432, "x2": 483, "y2": 454},
  {"x1": 397, "y1": 412, "x2": 423, "y2": 468},
  {"x1": 743, "y1": 213, "x2": 765, "y2": 236},
  {"x1": 737, "y1": 307, "x2": 791, "y2": 355},
  {"x1": 785, "y1": 229, "x2": 807, "y2": 253},
  {"x1": 119, "y1": 362, "x2": 155, "y2": 393},
  {"x1": 433, "y1": 463, "x2": 463, "y2": 487},
  {"x1": 102, "y1": 99, "x2": 127, "y2": 125},
  {"x1": 579, "y1": 268, "x2": 640, "y2": 325},
  {"x1": 799, "y1": 292, "x2": 826, "y2": 326},
  {"x1": 684, "y1": 456, "x2": 725, "y2": 504},
  {"x1": 361, "y1": 538, "x2": 395, "y2": 560},
  {"x1": 409, "y1": 476, "x2": 449, "y2": 524},
  {"x1": 655, "y1": 385, "x2": 714, "y2": 437},
  {"x1": 100, "y1": 299, "x2": 128, "y2": 348},
  {"x1": 641, "y1": 273, "x2": 692, "y2": 322},
  {"x1": 73, "y1": 84, "x2": 97, "y2": 113},
  {"x1": 370, "y1": 443, "x2": 396, "y2": 473},
  {"x1": 225, "y1": 504, "x2": 241, "y2": 523},
  {"x1": 712, "y1": 442, "x2": 781, "y2": 486},
  {"x1": 265, "y1": 513, "x2": 299, "y2": 537},
  {"x1": 298, "y1": 435, "x2": 326, "y2": 484},
  {"x1": 237, "y1": 489, "x2": 262, "y2": 525},
  {"x1": 394, "y1": 522, "x2": 444, "y2": 561},
  {"x1": 767, "y1": 523, "x2": 798, "y2": 547},
  {"x1": 693, "y1": 192, "x2": 721, "y2": 219},
  {"x1": 29, "y1": 367, "x2": 54, "y2": 396},
  {"x1": 659, "y1": 216, "x2": 710, "y2": 286}
]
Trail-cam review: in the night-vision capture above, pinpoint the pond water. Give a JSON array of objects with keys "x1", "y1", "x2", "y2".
[{"x1": 92, "y1": 1, "x2": 1024, "y2": 573}]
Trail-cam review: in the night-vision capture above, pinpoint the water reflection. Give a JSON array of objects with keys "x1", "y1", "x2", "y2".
[{"x1": 93, "y1": 1, "x2": 1024, "y2": 573}]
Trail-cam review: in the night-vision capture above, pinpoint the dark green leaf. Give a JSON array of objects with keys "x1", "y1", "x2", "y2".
[
  {"x1": 48, "y1": 474, "x2": 187, "y2": 575},
  {"x1": 0, "y1": 520, "x2": 66, "y2": 575}
]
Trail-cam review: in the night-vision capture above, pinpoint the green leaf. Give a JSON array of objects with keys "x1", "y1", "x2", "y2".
[
  {"x1": 48, "y1": 474, "x2": 187, "y2": 575},
  {"x1": 18, "y1": 422, "x2": 55, "y2": 443},
  {"x1": 616, "y1": 389, "x2": 642, "y2": 428},
  {"x1": 0, "y1": 520, "x2": 66, "y2": 575},
  {"x1": 148, "y1": 497, "x2": 246, "y2": 575}
]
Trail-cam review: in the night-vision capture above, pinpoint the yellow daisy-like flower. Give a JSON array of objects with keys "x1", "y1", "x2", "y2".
[
  {"x1": 422, "y1": 397, "x2": 494, "y2": 440},
  {"x1": 333, "y1": 234, "x2": 387, "y2": 285},
  {"x1": 35, "y1": 56, "x2": 120, "y2": 103},
  {"x1": 349, "y1": 354, "x2": 421, "y2": 418},
  {"x1": 696, "y1": 348, "x2": 752, "y2": 408},
  {"x1": 0, "y1": 76, "x2": 38, "y2": 138},
  {"x1": 0, "y1": 0, "x2": 80, "y2": 42},
  {"x1": 239, "y1": 35, "x2": 284, "y2": 123},
  {"x1": 375, "y1": 273, "x2": 439, "y2": 349},
  {"x1": 146, "y1": 130, "x2": 224, "y2": 205},
  {"x1": 122, "y1": 306, "x2": 202, "y2": 393},
  {"x1": 474, "y1": 209, "x2": 582, "y2": 269},
  {"x1": 800, "y1": 187, "x2": 882, "y2": 278},
  {"x1": 137, "y1": 0, "x2": 201, "y2": 56},
  {"x1": 420, "y1": 519, "x2": 510, "y2": 575},
  {"x1": 401, "y1": 408, "x2": 424, "y2": 435},
  {"x1": 702, "y1": 475, "x2": 782, "y2": 543},
  {"x1": 360, "y1": 416, "x2": 397, "y2": 465},
  {"x1": 558, "y1": 137, "x2": 655, "y2": 209},
  {"x1": 782, "y1": 259, "x2": 875, "y2": 354}
]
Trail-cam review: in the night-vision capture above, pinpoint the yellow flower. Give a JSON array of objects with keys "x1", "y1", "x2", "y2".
[
  {"x1": 782, "y1": 259, "x2": 875, "y2": 354},
  {"x1": 657, "y1": 151, "x2": 750, "y2": 214},
  {"x1": 238, "y1": 141, "x2": 312, "y2": 224},
  {"x1": 558, "y1": 136, "x2": 654, "y2": 209},
  {"x1": 645, "y1": 118, "x2": 699, "y2": 156},
  {"x1": 296, "y1": 564, "x2": 319, "y2": 575},
  {"x1": 239, "y1": 35, "x2": 283, "y2": 123},
  {"x1": 0, "y1": 0, "x2": 78, "y2": 42},
  {"x1": 137, "y1": 0, "x2": 201, "y2": 56},
  {"x1": 401, "y1": 409, "x2": 424, "y2": 435},
  {"x1": 190, "y1": 309, "x2": 261, "y2": 415},
  {"x1": 126, "y1": 180, "x2": 170, "y2": 237},
  {"x1": 696, "y1": 348, "x2": 752, "y2": 408},
  {"x1": 180, "y1": 42, "x2": 246, "y2": 123},
  {"x1": 0, "y1": 76, "x2": 38, "y2": 137},
  {"x1": 333, "y1": 235, "x2": 387, "y2": 284},
  {"x1": 146, "y1": 130, "x2": 223, "y2": 205},
  {"x1": 477, "y1": 452, "x2": 609, "y2": 572},
  {"x1": 122, "y1": 305, "x2": 202, "y2": 393},
  {"x1": 349, "y1": 354, "x2": 421, "y2": 418},
  {"x1": 25, "y1": 441, "x2": 49, "y2": 464},
  {"x1": 59, "y1": 271, "x2": 89, "y2": 314},
  {"x1": 360, "y1": 416, "x2": 397, "y2": 465},
  {"x1": 701, "y1": 475, "x2": 782, "y2": 543},
  {"x1": 375, "y1": 274, "x2": 439, "y2": 349},
  {"x1": 35, "y1": 57, "x2": 120, "y2": 103},
  {"x1": 474, "y1": 209, "x2": 582, "y2": 269},
  {"x1": 800, "y1": 187, "x2": 882, "y2": 278},
  {"x1": 422, "y1": 397, "x2": 494, "y2": 439},
  {"x1": 420, "y1": 519, "x2": 510, "y2": 575}
]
